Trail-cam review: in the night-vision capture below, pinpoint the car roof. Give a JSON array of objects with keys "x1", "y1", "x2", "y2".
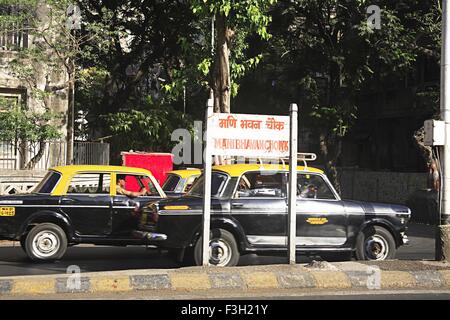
[
  {"x1": 50, "y1": 165, "x2": 154, "y2": 176},
  {"x1": 212, "y1": 164, "x2": 323, "y2": 177},
  {"x1": 168, "y1": 169, "x2": 201, "y2": 179}
]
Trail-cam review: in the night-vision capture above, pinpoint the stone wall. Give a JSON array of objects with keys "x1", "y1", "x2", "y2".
[
  {"x1": 338, "y1": 168, "x2": 428, "y2": 205},
  {"x1": 0, "y1": 170, "x2": 46, "y2": 194}
]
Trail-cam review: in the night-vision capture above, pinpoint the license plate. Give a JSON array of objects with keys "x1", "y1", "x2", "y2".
[{"x1": 0, "y1": 207, "x2": 15, "y2": 217}]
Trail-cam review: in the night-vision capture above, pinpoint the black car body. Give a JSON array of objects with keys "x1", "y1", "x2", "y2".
[
  {"x1": 140, "y1": 164, "x2": 410, "y2": 266},
  {"x1": 0, "y1": 165, "x2": 167, "y2": 261}
]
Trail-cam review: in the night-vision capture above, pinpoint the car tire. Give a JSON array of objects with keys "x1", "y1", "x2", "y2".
[
  {"x1": 355, "y1": 225, "x2": 396, "y2": 261},
  {"x1": 194, "y1": 229, "x2": 240, "y2": 267},
  {"x1": 25, "y1": 223, "x2": 68, "y2": 262}
]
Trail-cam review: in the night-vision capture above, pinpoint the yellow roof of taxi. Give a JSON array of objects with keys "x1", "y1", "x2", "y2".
[
  {"x1": 212, "y1": 164, "x2": 323, "y2": 177},
  {"x1": 50, "y1": 165, "x2": 154, "y2": 175},
  {"x1": 168, "y1": 169, "x2": 201, "y2": 178}
]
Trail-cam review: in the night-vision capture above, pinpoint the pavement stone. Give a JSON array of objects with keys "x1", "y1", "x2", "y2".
[
  {"x1": 130, "y1": 274, "x2": 171, "y2": 290},
  {"x1": 209, "y1": 273, "x2": 244, "y2": 289},
  {"x1": 0, "y1": 260, "x2": 449, "y2": 297},
  {"x1": 380, "y1": 271, "x2": 416, "y2": 289},
  {"x1": 55, "y1": 277, "x2": 90, "y2": 294},
  {"x1": 0, "y1": 279, "x2": 12, "y2": 295},
  {"x1": 411, "y1": 271, "x2": 444, "y2": 288},
  {"x1": 276, "y1": 272, "x2": 316, "y2": 289},
  {"x1": 309, "y1": 271, "x2": 352, "y2": 289}
]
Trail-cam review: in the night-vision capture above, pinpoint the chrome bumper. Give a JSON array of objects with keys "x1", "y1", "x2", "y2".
[
  {"x1": 401, "y1": 232, "x2": 409, "y2": 245},
  {"x1": 132, "y1": 230, "x2": 167, "y2": 241}
]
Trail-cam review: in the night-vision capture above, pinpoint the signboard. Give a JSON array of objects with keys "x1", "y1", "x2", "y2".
[
  {"x1": 201, "y1": 105, "x2": 298, "y2": 266},
  {"x1": 208, "y1": 113, "x2": 290, "y2": 158}
]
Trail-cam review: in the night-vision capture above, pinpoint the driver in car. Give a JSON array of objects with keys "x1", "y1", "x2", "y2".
[
  {"x1": 116, "y1": 174, "x2": 148, "y2": 197},
  {"x1": 299, "y1": 184, "x2": 318, "y2": 199}
]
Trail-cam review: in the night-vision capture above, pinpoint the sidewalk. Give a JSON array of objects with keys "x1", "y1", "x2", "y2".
[{"x1": 1, "y1": 259, "x2": 450, "y2": 298}]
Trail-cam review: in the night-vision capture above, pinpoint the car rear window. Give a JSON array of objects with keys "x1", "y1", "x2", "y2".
[
  {"x1": 33, "y1": 171, "x2": 61, "y2": 194},
  {"x1": 162, "y1": 174, "x2": 181, "y2": 192},
  {"x1": 188, "y1": 172, "x2": 228, "y2": 197}
]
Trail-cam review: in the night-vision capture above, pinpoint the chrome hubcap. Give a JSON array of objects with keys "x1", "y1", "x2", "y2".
[
  {"x1": 209, "y1": 240, "x2": 232, "y2": 266},
  {"x1": 365, "y1": 235, "x2": 389, "y2": 260},
  {"x1": 32, "y1": 231, "x2": 60, "y2": 258}
]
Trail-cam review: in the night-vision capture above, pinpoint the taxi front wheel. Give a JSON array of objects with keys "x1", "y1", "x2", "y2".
[
  {"x1": 25, "y1": 223, "x2": 68, "y2": 262},
  {"x1": 355, "y1": 225, "x2": 396, "y2": 261},
  {"x1": 194, "y1": 229, "x2": 240, "y2": 267}
]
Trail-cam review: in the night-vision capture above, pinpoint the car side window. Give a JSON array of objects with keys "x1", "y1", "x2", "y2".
[
  {"x1": 234, "y1": 171, "x2": 285, "y2": 198},
  {"x1": 140, "y1": 176, "x2": 159, "y2": 196},
  {"x1": 67, "y1": 173, "x2": 111, "y2": 194},
  {"x1": 118, "y1": 175, "x2": 160, "y2": 196},
  {"x1": 297, "y1": 174, "x2": 335, "y2": 200},
  {"x1": 184, "y1": 175, "x2": 199, "y2": 192}
]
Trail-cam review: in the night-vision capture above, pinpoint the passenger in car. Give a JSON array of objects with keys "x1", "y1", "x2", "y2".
[{"x1": 116, "y1": 175, "x2": 148, "y2": 197}]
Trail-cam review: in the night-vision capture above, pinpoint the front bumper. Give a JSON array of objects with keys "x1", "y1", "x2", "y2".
[
  {"x1": 401, "y1": 232, "x2": 409, "y2": 245},
  {"x1": 132, "y1": 230, "x2": 167, "y2": 241}
]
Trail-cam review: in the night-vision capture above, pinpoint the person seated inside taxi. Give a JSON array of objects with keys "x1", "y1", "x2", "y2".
[{"x1": 116, "y1": 174, "x2": 148, "y2": 197}]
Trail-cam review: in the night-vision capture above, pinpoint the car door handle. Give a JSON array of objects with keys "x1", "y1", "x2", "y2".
[
  {"x1": 61, "y1": 197, "x2": 76, "y2": 203},
  {"x1": 232, "y1": 203, "x2": 244, "y2": 208}
]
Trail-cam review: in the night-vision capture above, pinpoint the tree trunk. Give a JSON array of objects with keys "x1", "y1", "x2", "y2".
[
  {"x1": 66, "y1": 72, "x2": 75, "y2": 165},
  {"x1": 213, "y1": 14, "x2": 231, "y2": 113},
  {"x1": 319, "y1": 132, "x2": 342, "y2": 195},
  {"x1": 25, "y1": 140, "x2": 46, "y2": 170}
]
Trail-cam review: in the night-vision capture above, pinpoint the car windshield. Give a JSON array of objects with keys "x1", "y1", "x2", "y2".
[
  {"x1": 33, "y1": 171, "x2": 62, "y2": 194},
  {"x1": 188, "y1": 172, "x2": 229, "y2": 197},
  {"x1": 162, "y1": 174, "x2": 180, "y2": 192}
]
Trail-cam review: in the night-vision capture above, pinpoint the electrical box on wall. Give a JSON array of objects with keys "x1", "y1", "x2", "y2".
[{"x1": 424, "y1": 120, "x2": 445, "y2": 146}]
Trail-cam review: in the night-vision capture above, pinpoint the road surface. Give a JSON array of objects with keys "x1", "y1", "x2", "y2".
[{"x1": 0, "y1": 223, "x2": 435, "y2": 277}]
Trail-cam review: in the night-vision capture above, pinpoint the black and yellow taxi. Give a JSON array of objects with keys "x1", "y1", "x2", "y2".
[
  {"x1": 140, "y1": 164, "x2": 411, "y2": 266},
  {"x1": 162, "y1": 169, "x2": 201, "y2": 196},
  {"x1": 0, "y1": 165, "x2": 167, "y2": 261}
]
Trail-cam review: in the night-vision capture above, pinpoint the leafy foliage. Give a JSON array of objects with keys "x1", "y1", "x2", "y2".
[{"x1": 104, "y1": 101, "x2": 194, "y2": 158}]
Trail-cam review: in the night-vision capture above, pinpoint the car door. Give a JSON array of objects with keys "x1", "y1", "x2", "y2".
[
  {"x1": 60, "y1": 172, "x2": 112, "y2": 236},
  {"x1": 111, "y1": 173, "x2": 162, "y2": 236},
  {"x1": 230, "y1": 170, "x2": 288, "y2": 247},
  {"x1": 296, "y1": 173, "x2": 347, "y2": 247}
]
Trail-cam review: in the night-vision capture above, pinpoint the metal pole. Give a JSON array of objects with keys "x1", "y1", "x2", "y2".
[
  {"x1": 202, "y1": 98, "x2": 214, "y2": 266},
  {"x1": 439, "y1": 0, "x2": 450, "y2": 261},
  {"x1": 288, "y1": 103, "x2": 298, "y2": 264}
]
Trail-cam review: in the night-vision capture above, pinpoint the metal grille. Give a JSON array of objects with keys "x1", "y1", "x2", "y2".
[
  {"x1": 73, "y1": 142, "x2": 110, "y2": 166},
  {"x1": 0, "y1": 141, "x2": 110, "y2": 170}
]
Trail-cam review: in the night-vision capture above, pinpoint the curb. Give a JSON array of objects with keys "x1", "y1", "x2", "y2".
[{"x1": 1, "y1": 263, "x2": 450, "y2": 296}]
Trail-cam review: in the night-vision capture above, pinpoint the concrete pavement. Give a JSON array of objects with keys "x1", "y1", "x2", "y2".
[{"x1": 1, "y1": 260, "x2": 450, "y2": 298}]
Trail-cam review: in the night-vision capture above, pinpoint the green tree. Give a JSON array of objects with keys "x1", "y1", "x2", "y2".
[
  {"x1": 0, "y1": 0, "x2": 110, "y2": 163},
  {"x1": 0, "y1": 103, "x2": 61, "y2": 169},
  {"x1": 191, "y1": 0, "x2": 277, "y2": 112},
  {"x1": 104, "y1": 101, "x2": 193, "y2": 163},
  {"x1": 255, "y1": 0, "x2": 430, "y2": 191}
]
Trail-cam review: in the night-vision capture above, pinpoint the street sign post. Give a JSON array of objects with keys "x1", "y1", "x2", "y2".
[
  {"x1": 202, "y1": 99, "x2": 214, "y2": 266},
  {"x1": 202, "y1": 106, "x2": 298, "y2": 265},
  {"x1": 288, "y1": 104, "x2": 298, "y2": 264}
]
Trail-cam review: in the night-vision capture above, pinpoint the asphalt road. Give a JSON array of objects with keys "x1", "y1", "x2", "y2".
[{"x1": 0, "y1": 223, "x2": 436, "y2": 277}]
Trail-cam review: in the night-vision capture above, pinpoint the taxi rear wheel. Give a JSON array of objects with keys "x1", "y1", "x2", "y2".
[
  {"x1": 355, "y1": 226, "x2": 396, "y2": 261},
  {"x1": 193, "y1": 229, "x2": 240, "y2": 267},
  {"x1": 25, "y1": 223, "x2": 68, "y2": 262}
]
